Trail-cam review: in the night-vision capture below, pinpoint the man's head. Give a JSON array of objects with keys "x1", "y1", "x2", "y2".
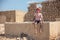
[{"x1": 36, "y1": 8, "x2": 40, "y2": 13}]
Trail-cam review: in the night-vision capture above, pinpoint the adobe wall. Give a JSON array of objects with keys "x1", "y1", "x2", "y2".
[
  {"x1": 0, "y1": 10, "x2": 27, "y2": 23},
  {"x1": 0, "y1": 21, "x2": 60, "y2": 40},
  {"x1": 41, "y1": 0, "x2": 60, "y2": 21},
  {"x1": 49, "y1": 21, "x2": 60, "y2": 39},
  {"x1": 0, "y1": 10, "x2": 15, "y2": 23},
  {"x1": 0, "y1": 24, "x2": 5, "y2": 34},
  {"x1": 15, "y1": 10, "x2": 26, "y2": 22},
  {"x1": 5, "y1": 22, "x2": 49, "y2": 40},
  {"x1": 24, "y1": 4, "x2": 36, "y2": 21}
]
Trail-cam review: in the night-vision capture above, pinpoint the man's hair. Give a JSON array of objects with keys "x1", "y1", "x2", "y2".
[{"x1": 36, "y1": 8, "x2": 40, "y2": 11}]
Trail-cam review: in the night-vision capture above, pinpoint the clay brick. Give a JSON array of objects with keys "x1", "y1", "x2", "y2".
[{"x1": 41, "y1": 0, "x2": 60, "y2": 21}]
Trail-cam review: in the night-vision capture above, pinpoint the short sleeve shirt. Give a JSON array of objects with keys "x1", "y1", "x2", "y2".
[{"x1": 34, "y1": 13, "x2": 43, "y2": 20}]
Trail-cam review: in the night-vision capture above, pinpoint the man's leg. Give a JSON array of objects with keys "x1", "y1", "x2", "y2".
[
  {"x1": 37, "y1": 21, "x2": 41, "y2": 34},
  {"x1": 36, "y1": 20, "x2": 43, "y2": 34},
  {"x1": 34, "y1": 21, "x2": 38, "y2": 36},
  {"x1": 35, "y1": 22, "x2": 38, "y2": 34},
  {"x1": 39, "y1": 20, "x2": 43, "y2": 33}
]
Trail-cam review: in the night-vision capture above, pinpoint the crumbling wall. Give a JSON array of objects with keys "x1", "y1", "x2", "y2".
[
  {"x1": 41, "y1": 0, "x2": 60, "y2": 21},
  {"x1": 24, "y1": 3, "x2": 36, "y2": 22},
  {"x1": 0, "y1": 10, "x2": 15, "y2": 23}
]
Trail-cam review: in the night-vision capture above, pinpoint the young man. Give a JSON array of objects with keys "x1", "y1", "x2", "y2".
[
  {"x1": 34, "y1": 8, "x2": 43, "y2": 24},
  {"x1": 34, "y1": 8, "x2": 43, "y2": 35}
]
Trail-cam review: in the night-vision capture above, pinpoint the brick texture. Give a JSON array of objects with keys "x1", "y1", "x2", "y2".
[{"x1": 41, "y1": 0, "x2": 60, "y2": 21}]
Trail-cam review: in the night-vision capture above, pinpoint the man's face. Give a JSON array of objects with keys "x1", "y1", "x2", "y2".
[{"x1": 36, "y1": 11, "x2": 40, "y2": 13}]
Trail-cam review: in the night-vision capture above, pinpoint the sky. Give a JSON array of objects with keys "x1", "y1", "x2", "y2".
[{"x1": 0, "y1": 0, "x2": 45, "y2": 11}]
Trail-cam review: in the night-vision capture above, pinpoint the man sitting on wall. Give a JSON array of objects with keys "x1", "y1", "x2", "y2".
[{"x1": 33, "y1": 8, "x2": 43, "y2": 35}]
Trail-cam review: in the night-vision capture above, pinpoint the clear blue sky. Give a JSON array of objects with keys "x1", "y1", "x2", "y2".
[{"x1": 0, "y1": 0, "x2": 45, "y2": 11}]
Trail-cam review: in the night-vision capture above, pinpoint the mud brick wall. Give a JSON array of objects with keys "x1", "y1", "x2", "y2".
[
  {"x1": 0, "y1": 10, "x2": 26, "y2": 23},
  {"x1": 15, "y1": 10, "x2": 26, "y2": 22},
  {"x1": 5, "y1": 22, "x2": 49, "y2": 40},
  {"x1": 0, "y1": 24, "x2": 5, "y2": 34},
  {"x1": 24, "y1": 4, "x2": 36, "y2": 21},
  {"x1": 0, "y1": 10, "x2": 15, "y2": 23},
  {"x1": 41, "y1": 0, "x2": 60, "y2": 21}
]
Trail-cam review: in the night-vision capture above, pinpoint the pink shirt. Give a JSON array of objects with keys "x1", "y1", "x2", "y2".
[{"x1": 34, "y1": 13, "x2": 43, "y2": 20}]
